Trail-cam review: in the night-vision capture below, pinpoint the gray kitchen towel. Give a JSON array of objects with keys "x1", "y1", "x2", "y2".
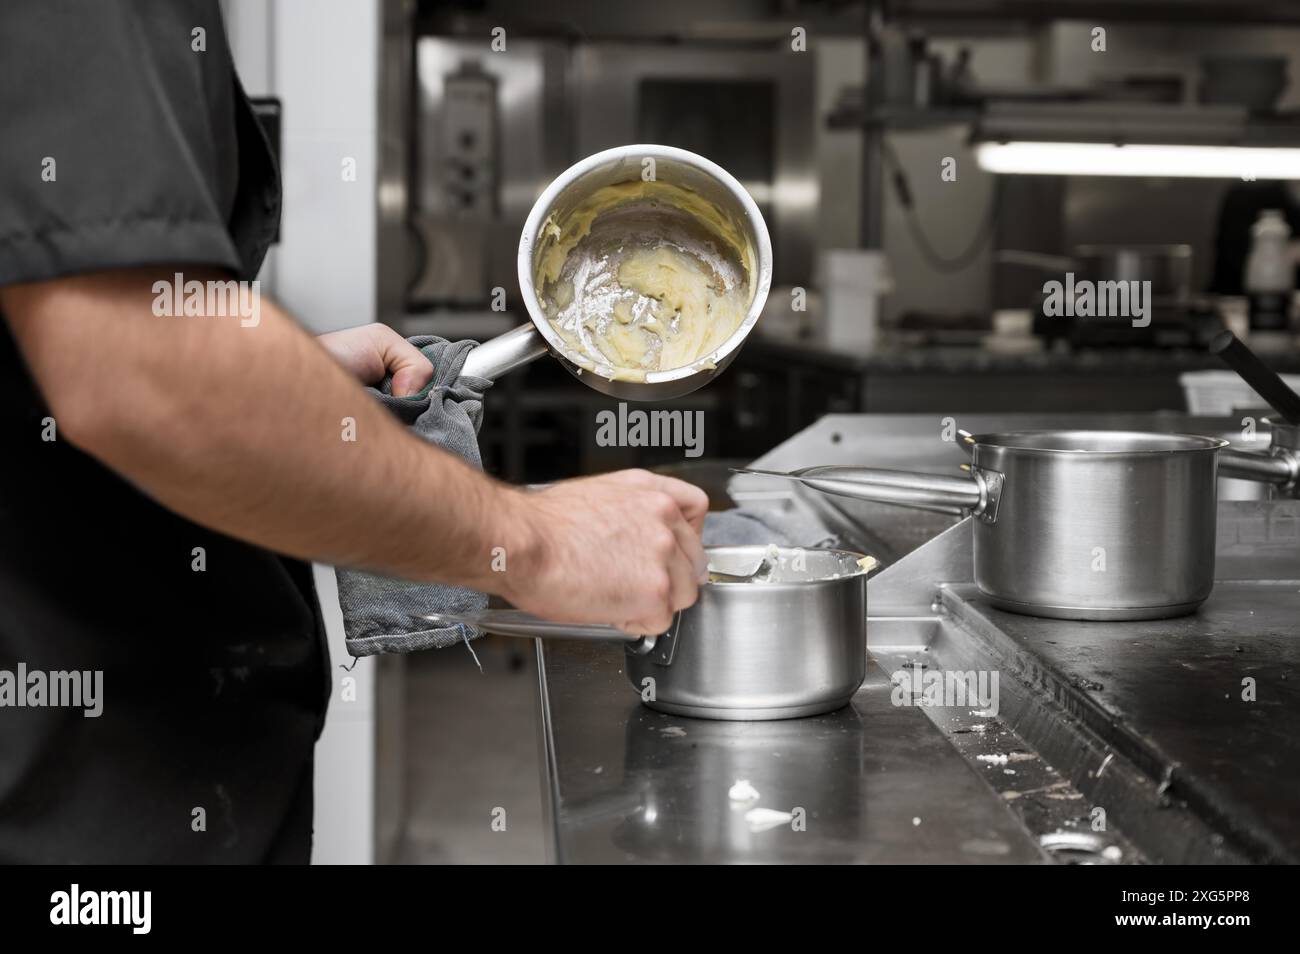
[
  {"x1": 335, "y1": 336, "x2": 493, "y2": 658},
  {"x1": 703, "y1": 505, "x2": 838, "y2": 549}
]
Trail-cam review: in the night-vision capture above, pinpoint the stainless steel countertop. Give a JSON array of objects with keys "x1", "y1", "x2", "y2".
[
  {"x1": 534, "y1": 412, "x2": 1300, "y2": 864},
  {"x1": 536, "y1": 640, "x2": 1047, "y2": 864}
]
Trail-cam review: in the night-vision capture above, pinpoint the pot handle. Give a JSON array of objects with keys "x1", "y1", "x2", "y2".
[
  {"x1": 418, "y1": 609, "x2": 662, "y2": 655},
  {"x1": 460, "y1": 323, "x2": 549, "y2": 382},
  {"x1": 1219, "y1": 447, "x2": 1300, "y2": 486},
  {"x1": 1209, "y1": 330, "x2": 1300, "y2": 425},
  {"x1": 735, "y1": 465, "x2": 1003, "y2": 522}
]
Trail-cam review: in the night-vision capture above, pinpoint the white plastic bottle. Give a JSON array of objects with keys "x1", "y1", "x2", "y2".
[{"x1": 1244, "y1": 208, "x2": 1293, "y2": 335}]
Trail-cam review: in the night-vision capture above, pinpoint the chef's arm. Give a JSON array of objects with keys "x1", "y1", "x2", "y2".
[{"x1": 1, "y1": 267, "x2": 707, "y2": 634}]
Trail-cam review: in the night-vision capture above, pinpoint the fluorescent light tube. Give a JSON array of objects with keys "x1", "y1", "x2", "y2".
[{"x1": 974, "y1": 141, "x2": 1300, "y2": 179}]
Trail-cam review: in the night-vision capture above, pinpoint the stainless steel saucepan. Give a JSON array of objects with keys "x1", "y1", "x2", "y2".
[
  {"x1": 741, "y1": 430, "x2": 1289, "y2": 621},
  {"x1": 421, "y1": 546, "x2": 870, "y2": 721},
  {"x1": 459, "y1": 144, "x2": 773, "y2": 401}
]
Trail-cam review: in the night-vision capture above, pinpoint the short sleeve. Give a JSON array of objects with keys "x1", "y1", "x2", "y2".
[{"x1": 0, "y1": 0, "x2": 277, "y2": 286}]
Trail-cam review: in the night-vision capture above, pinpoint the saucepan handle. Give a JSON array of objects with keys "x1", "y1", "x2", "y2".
[
  {"x1": 734, "y1": 465, "x2": 1003, "y2": 521},
  {"x1": 418, "y1": 609, "x2": 661, "y2": 655},
  {"x1": 1218, "y1": 448, "x2": 1300, "y2": 486},
  {"x1": 460, "y1": 323, "x2": 550, "y2": 381}
]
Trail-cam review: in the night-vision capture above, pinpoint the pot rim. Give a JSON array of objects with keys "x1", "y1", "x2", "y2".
[
  {"x1": 968, "y1": 429, "x2": 1229, "y2": 457},
  {"x1": 703, "y1": 544, "x2": 874, "y2": 589},
  {"x1": 516, "y1": 144, "x2": 773, "y2": 385}
]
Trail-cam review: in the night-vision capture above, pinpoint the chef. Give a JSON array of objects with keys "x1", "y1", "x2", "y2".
[{"x1": 0, "y1": 0, "x2": 707, "y2": 862}]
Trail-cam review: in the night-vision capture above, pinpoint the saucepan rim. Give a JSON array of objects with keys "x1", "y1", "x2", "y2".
[
  {"x1": 967, "y1": 429, "x2": 1229, "y2": 457},
  {"x1": 516, "y1": 143, "x2": 773, "y2": 385},
  {"x1": 703, "y1": 544, "x2": 874, "y2": 590}
]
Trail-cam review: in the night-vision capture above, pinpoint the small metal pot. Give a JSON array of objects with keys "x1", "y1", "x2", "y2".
[
  {"x1": 422, "y1": 546, "x2": 869, "y2": 721},
  {"x1": 459, "y1": 145, "x2": 773, "y2": 400},
  {"x1": 746, "y1": 430, "x2": 1260, "y2": 621}
]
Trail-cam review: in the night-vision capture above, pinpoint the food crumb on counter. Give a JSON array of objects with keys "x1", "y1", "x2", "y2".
[
  {"x1": 728, "y1": 778, "x2": 761, "y2": 805},
  {"x1": 744, "y1": 807, "x2": 794, "y2": 833}
]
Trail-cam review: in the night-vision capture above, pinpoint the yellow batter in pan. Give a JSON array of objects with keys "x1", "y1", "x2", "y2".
[{"x1": 533, "y1": 180, "x2": 755, "y2": 381}]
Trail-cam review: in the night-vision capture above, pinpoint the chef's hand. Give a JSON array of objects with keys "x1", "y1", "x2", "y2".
[
  {"x1": 503, "y1": 470, "x2": 710, "y2": 636},
  {"x1": 317, "y1": 323, "x2": 434, "y2": 397}
]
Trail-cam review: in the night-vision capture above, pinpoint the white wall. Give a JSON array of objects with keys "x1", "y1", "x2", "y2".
[
  {"x1": 223, "y1": 0, "x2": 385, "y2": 865},
  {"x1": 269, "y1": 0, "x2": 381, "y2": 334}
]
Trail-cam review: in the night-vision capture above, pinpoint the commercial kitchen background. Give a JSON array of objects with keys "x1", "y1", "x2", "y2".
[{"x1": 216, "y1": 0, "x2": 1300, "y2": 863}]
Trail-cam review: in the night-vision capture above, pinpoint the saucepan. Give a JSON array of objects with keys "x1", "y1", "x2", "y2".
[
  {"x1": 459, "y1": 144, "x2": 773, "y2": 401},
  {"x1": 421, "y1": 546, "x2": 871, "y2": 721},
  {"x1": 741, "y1": 430, "x2": 1292, "y2": 621}
]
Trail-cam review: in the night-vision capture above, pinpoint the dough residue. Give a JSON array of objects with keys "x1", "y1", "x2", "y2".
[{"x1": 533, "y1": 180, "x2": 755, "y2": 381}]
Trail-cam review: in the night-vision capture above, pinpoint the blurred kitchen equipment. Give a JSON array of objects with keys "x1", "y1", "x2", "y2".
[
  {"x1": 739, "y1": 430, "x2": 1245, "y2": 621},
  {"x1": 1207, "y1": 330, "x2": 1300, "y2": 496},
  {"x1": 1074, "y1": 243, "x2": 1193, "y2": 304},
  {"x1": 1209, "y1": 330, "x2": 1300, "y2": 425},
  {"x1": 420, "y1": 546, "x2": 869, "y2": 721},
  {"x1": 1000, "y1": 244, "x2": 1193, "y2": 303},
  {"x1": 1243, "y1": 209, "x2": 1294, "y2": 335},
  {"x1": 410, "y1": 38, "x2": 814, "y2": 305},
  {"x1": 571, "y1": 44, "x2": 814, "y2": 286},
  {"x1": 982, "y1": 308, "x2": 1041, "y2": 354},
  {"x1": 818, "y1": 250, "x2": 892, "y2": 353},
  {"x1": 459, "y1": 144, "x2": 772, "y2": 400},
  {"x1": 1200, "y1": 55, "x2": 1288, "y2": 111},
  {"x1": 999, "y1": 244, "x2": 1199, "y2": 348},
  {"x1": 1180, "y1": 369, "x2": 1300, "y2": 415}
]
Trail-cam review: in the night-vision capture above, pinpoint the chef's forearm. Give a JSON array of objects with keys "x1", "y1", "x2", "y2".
[{"x1": 1, "y1": 267, "x2": 530, "y2": 589}]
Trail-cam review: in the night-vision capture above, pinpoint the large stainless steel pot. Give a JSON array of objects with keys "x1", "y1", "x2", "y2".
[
  {"x1": 745, "y1": 430, "x2": 1251, "y2": 621},
  {"x1": 422, "y1": 546, "x2": 869, "y2": 721},
  {"x1": 459, "y1": 145, "x2": 773, "y2": 401}
]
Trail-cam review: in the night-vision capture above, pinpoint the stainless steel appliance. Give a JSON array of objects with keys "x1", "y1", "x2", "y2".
[
  {"x1": 409, "y1": 37, "x2": 816, "y2": 306},
  {"x1": 409, "y1": 38, "x2": 569, "y2": 306}
]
